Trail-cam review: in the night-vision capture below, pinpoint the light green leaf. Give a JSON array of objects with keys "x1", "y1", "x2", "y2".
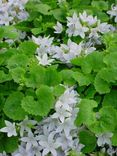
[
  {"x1": 89, "y1": 106, "x2": 117, "y2": 133},
  {"x1": 22, "y1": 85, "x2": 54, "y2": 116},
  {"x1": 73, "y1": 71, "x2": 94, "y2": 86},
  {"x1": 19, "y1": 41, "x2": 37, "y2": 56},
  {"x1": 92, "y1": 1, "x2": 108, "y2": 10},
  {"x1": 3, "y1": 92, "x2": 26, "y2": 120},
  {"x1": 60, "y1": 69, "x2": 75, "y2": 85},
  {"x1": 24, "y1": 64, "x2": 45, "y2": 88},
  {"x1": 7, "y1": 54, "x2": 29, "y2": 70},
  {"x1": 104, "y1": 53, "x2": 117, "y2": 69},
  {"x1": 36, "y1": 85, "x2": 54, "y2": 116},
  {"x1": 94, "y1": 73, "x2": 110, "y2": 94},
  {"x1": 21, "y1": 96, "x2": 41, "y2": 116},
  {"x1": 44, "y1": 66, "x2": 62, "y2": 86},
  {"x1": 75, "y1": 99, "x2": 97, "y2": 126},
  {"x1": 9, "y1": 67, "x2": 25, "y2": 84},
  {"x1": 98, "y1": 68, "x2": 117, "y2": 83}
]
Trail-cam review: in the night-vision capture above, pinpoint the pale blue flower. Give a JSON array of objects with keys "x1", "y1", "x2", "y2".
[{"x1": 0, "y1": 120, "x2": 17, "y2": 137}]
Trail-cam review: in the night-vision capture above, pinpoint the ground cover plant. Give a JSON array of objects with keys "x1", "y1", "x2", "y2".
[{"x1": 0, "y1": 0, "x2": 117, "y2": 155}]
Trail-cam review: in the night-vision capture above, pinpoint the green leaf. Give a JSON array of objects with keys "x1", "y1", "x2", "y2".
[
  {"x1": 31, "y1": 28, "x2": 43, "y2": 35},
  {"x1": 102, "y1": 90, "x2": 117, "y2": 109},
  {"x1": 0, "y1": 134, "x2": 4, "y2": 152},
  {"x1": 81, "y1": 52, "x2": 105, "y2": 74},
  {"x1": 26, "y1": 2, "x2": 52, "y2": 15},
  {"x1": 24, "y1": 64, "x2": 45, "y2": 88},
  {"x1": 19, "y1": 41, "x2": 37, "y2": 56},
  {"x1": 4, "y1": 137, "x2": 18, "y2": 153},
  {"x1": 36, "y1": 85, "x2": 54, "y2": 116},
  {"x1": 68, "y1": 150, "x2": 85, "y2": 156},
  {"x1": 79, "y1": 130, "x2": 96, "y2": 153},
  {"x1": 52, "y1": 8, "x2": 66, "y2": 22},
  {"x1": 0, "y1": 26, "x2": 19, "y2": 39},
  {"x1": 21, "y1": 96, "x2": 41, "y2": 116},
  {"x1": 75, "y1": 99, "x2": 97, "y2": 126},
  {"x1": 94, "y1": 73, "x2": 110, "y2": 94},
  {"x1": 0, "y1": 71, "x2": 12, "y2": 83},
  {"x1": 96, "y1": 12, "x2": 109, "y2": 22},
  {"x1": 53, "y1": 85, "x2": 65, "y2": 97},
  {"x1": 92, "y1": 1, "x2": 108, "y2": 10},
  {"x1": 3, "y1": 92, "x2": 26, "y2": 120},
  {"x1": 73, "y1": 71, "x2": 94, "y2": 86},
  {"x1": 7, "y1": 54, "x2": 29, "y2": 70},
  {"x1": 22, "y1": 85, "x2": 54, "y2": 116},
  {"x1": 112, "y1": 130, "x2": 117, "y2": 146},
  {"x1": 9, "y1": 67, "x2": 25, "y2": 84},
  {"x1": 84, "y1": 85, "x2": 96, "y2": 99},
  {"x1": 0, "y1": 49, "x2": 15, "y2": 66},
  {"x1": 98, "y1": 68, "x2": 117, "y2": 83},
  {"x1": 104, "y1": 53, "x2": 117, "y2": 69},
  {"x1": 103, "y1": 32, "x2": 117, "y2": 48},
  {"x1": 89, "y1": 106, "x2": 117, "y2": 133},
  {"x1": 71, "y1": 56, "x2": 84, "y2": 66},
  {"x1": 60, "y1": 69, "x2": 75, "y2": 85},
  {"x1": 44, "y1": 66, "x2": 62, "y2": 86}
]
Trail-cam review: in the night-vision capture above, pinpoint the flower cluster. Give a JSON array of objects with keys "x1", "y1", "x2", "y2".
[
  {"x1": 0, "y1": 0, "x2": 29, "y2": 26},
  {"x1": 107, "y1": 5, "x2": 117, "y2": 23},
  {"x1": 32, "y1": 11, "x2": 114, "y2": 66},
  {"x1": 0, "y1": 87, "x2": 84, "y2": 156},
  {"x1": 58, "y1": 11, "x2": 113, "y2": 44},
  {"x1": 33, "y1": 35, "x2": 96, "y2": 65}
]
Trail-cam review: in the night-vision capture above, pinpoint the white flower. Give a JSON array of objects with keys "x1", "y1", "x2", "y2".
[
  {"x1": 66, "y1": 13, "x2": 89, "y2": 38},
  {"x1": 39, "y1": 132, "x2": 61, "y2": 156},
  {"x1": 66, "y1": 13, "x2": 79, "y2": 37},
  {"x1": 52, "y1": 45, "x2": 64, "y2": 61},
  {"x1": 0, "y1": 13, "x2": 13, "y2": 26},
  {"x1": 0, "y1": 151, "x2": 7, "y2": 156},
  {"x1": 75, "y1": 22, "x2": 89, "y2": 38},
  {"x1": 12, "y1": 145, "x2": 34, "y2": 156},
  {"x1": 21, "y1": 131, "x2": 40, "y2": 150},
  {"x1": 0, "y1": 120, "x2": 17, "y2": 137},
  {"x1": 17, "y1": 11, "x2": 29, "y2": 21},
  {"x1": 32, "y1": 146, "x2": 42, "y2": 156},
  {"x1": 56, "y1": 87, "x2": 78, "y2": 111},
  {"x1": 84, "y1": 46, "x2": 96, "y2": 55},
  {"x1": 107, "y1": 5, "x2": 117, "y2": 22},
  {"x1": 97, "y1": 22, "x2": 111, "y2": 34},
  {"x1": 107, "y1": 146, "x2": 116, "y2": 156},
  {"x1": 56, "y1": 118, "x2": 76, "y2": 137},
  {"x1": 96, "y1": 132, "x2": 113, "y2": 146},
  {"x1": 81, "y1": 41, "x2": 96, "y2": 55},
  {"x1": 53, "y1": 22, "x2": 63, "y2": 34},
  {"x1": 54, "y1": 39, "x2": 82, "y2": 62},
  {"x1": 57, "y1": 0, "x2": 66, "y2": 4},
  {"x1": 0, "y1": 0, "x2": 29, "y2": 25},
  {"x1": 79, "y1": 11, "x2": 97, "y2": 26},
  {"x1": 56, "y1": 134, "x2": 73, "y2": 151},
  {"x1": 67, "y1": 13, "x2": 79, "y2": 26},
  {"x1": 72, "y1": 138, "x2": 85, "y2": 153},
  {"x1": 32, "y1": 36, "x2": 54, "y2": 48},
  {"x1": 41, "y1": 117, "x2": 59, "y2": 133},
  {"x1": 51, "y1": 107, "x2": 72, "y2": 123},
  {"x1": 18, "y1": 116, "x2": 37, "y2": 137},
  {"x1": 62, "y1": 39, "x2": 82, "y2": 56},
  {"x1": 36, "y1": 53, "x2": 54, "y2": 66},
  {"x1": 52, "y1": 40, "x2": 82, "y2": 63},
  {"x1": 71, "y1": 108, "x2": 79, "y2": 121}
]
